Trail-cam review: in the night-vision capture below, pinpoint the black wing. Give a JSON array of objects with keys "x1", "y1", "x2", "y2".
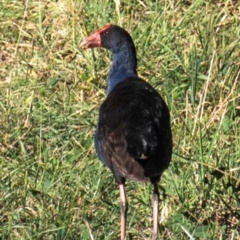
[{"x1": 95, "y1": 77, "x2": 172, "y2": 183}]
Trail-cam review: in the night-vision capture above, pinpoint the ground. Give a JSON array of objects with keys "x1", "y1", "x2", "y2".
[{"x1": 0, "y1": 0, "x2": 239, "y2": 239}]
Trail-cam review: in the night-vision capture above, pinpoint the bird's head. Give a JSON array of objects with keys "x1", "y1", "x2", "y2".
[{"x1": 79, "y1": 24, "x2": 134, "y2": 52}]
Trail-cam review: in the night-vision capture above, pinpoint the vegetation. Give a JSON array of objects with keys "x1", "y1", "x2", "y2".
[{"x1": 0, "y1": 0, "x2": 239, "y2": 239}]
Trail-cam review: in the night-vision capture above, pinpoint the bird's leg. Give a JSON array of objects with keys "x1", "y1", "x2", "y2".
[
  {"x1": 152, "y1": 182, "x2": 159, "y2": 240},
  {"x1": 119, "y1": 184, "x2": 127, "y2": 240}
]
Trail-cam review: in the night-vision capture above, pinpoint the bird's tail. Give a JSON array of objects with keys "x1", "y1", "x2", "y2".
[{"x1": 124, "y1": 122, "x2": 159, "y2": 160}]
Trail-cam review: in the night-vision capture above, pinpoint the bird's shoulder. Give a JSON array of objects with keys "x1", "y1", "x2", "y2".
[{"x1": 99, "y1": 77, "x2": 169, "y2": 128}]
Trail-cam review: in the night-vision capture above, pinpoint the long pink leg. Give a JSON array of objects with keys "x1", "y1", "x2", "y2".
[
  {"x1": 119, "y1": 184, "x2": 127, "y2": 240},
  {"x1": 152, "y1": 182, "x2": 159, "y2": 240}
]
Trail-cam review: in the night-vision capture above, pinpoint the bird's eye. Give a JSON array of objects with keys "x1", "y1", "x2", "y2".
[{"x1": 104, "y1": 31, "x2": 109, "y2": 35}]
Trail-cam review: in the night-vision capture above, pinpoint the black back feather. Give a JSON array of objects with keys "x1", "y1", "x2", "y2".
[{"x1": 95, "y1": 77, "x2": 172, "y2": 184}]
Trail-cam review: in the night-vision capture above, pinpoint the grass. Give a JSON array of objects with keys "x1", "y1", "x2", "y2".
[{"x1": 0, "y1": 0, "x2": 240, "y2": 239}]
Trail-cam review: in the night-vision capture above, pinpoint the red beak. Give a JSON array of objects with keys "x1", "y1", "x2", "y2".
[
  {"x1": 79, "y1": 24, "x2": 111, "y2": 49},
  {"x1": 79, "y1": 31, "x2": 101, "y2": 48}
]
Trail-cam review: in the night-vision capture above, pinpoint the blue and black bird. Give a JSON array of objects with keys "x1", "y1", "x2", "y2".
[{"x1": 80, "y1": 24, "x2": 172, "y2": 240}]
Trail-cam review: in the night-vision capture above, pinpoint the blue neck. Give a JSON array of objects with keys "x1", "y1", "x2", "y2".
[{"x1": 107, "y1": 43, "x2": 138, "y2": 94}]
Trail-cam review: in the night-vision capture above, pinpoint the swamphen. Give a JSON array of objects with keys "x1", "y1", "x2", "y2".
[{"x1": 80, "y1": 24, "x2": 172, "y2": 240}]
